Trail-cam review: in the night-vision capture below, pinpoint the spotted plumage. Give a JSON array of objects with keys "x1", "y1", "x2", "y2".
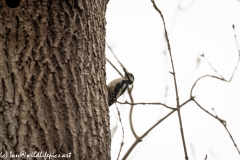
[{"x1": 107, "y1": 71, "x2": 134, "y2": 107}]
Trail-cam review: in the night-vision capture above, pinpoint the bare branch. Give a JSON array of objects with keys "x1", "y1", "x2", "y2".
[
  {"x1": 191, "y1": 25, "x2": 240, "y2": 97},
  {"x1": 122, "y1": 97, "x2": 194, "y2": 160},
  {"x1": 190, "y1": 75, "x2": 224, "y2": 97},
  {"x1": 178, "y1": 0, "x2": 196, "y2": 11},
  {"x1": 106, "y1": 42, "x2": 126, "y2": 69},
  {"x1": 204, "y1": 154, "x2": 207, "y2": 160},
  {"x1": 127, "y1": 85, "x2": 140, "y2": 140},
  {"x1": 105, "y1": 57, "x2": 123, "y2": 77},
  {"x1": 194, "y1": 100, "x2": 240, "y2": 155},
  {"x1": 115, "y1": 105, "x2": 125, "y2": 160},
  {"x1": 111, "y1": 125, "x2": 118, "y2": 139},
  {"x1": 150, "y1": 0, "x2": 188, "y2": 159},
  {"x1": 229, "y1": 24, "x2": 240, "y2": 81},
  {"x1": 224, "y1": 124, "x2": 240, "y2": 155},
  {"x1": 201, "y1": 53, "x2": 225, "y2": 79},
  {"x1": 117, "y1": 100, "x2": 176, "y2": 110}
]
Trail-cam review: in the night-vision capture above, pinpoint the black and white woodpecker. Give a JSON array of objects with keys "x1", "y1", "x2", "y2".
[{"x1": 107, "y1": 68, "x2": 134, "y2": 107}]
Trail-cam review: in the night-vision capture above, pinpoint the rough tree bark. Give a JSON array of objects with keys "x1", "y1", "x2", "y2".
[{"x1": 0, "y1": 0, "x2": 110, "y2": 160}]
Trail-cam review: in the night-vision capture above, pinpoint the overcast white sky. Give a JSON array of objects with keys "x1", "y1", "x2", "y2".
[{"x1": 105, "y1": 0, "x2": 240, "y2": 159}]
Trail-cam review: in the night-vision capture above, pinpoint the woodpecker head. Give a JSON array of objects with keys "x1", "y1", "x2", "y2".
[
  {"x1": 123, "y1": 68, "x2": 134, "y2": 85},
  {"x1": 127, "y1": 73, "x2": 134, "y2": 85}
]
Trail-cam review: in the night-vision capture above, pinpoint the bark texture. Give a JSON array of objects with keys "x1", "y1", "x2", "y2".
[{"x1": 0, "y1": 0, "x2": 110, "y2": 159}]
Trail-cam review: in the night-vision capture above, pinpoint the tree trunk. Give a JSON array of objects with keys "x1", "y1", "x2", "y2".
[{"x1": 0, "y1": 0, "x2": 110, "y2": 160}]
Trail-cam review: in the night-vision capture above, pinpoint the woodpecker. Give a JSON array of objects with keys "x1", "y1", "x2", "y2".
[{"x1": 107, "y1": 69, "x2": 134, "y2": 107}]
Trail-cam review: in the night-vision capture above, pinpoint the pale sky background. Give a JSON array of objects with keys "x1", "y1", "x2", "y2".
[{"x1": 105, "y1": 0, "x2": 240, "y2": 160}]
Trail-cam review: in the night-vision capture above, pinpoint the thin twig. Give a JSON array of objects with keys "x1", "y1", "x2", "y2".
[
  {"x1": 233, "y1": 24, "x2": 240, "y2": 56},
  {"x1": 127, "y1": 85, "x2": 140, "y2": 140},
  {"x1": 106, "y1": 42, "x2": 125, "y2": 69},
  {"x1": 187, "y1": 25, "x2": 240, "y2": 156},
  {"x1": 190, "y1": 75, "x2": 224, "y2": 97},
  {"x1": 111, "y1": 125, "x2": 118, "y2": 139},
  {"x1": 224, "y1": 124, "x2": 240, "y2": 155},
  {"x1": 151, "y1": 0, "x2": 188, "y2": 159},
  {"x1": 115, "y1": 105, "x2": 125, "y2": 160},
  {"x1": 178, "y1": 0, "x2": 196, "y2": 11},
  {"x1": 201, "y1": 53, "x2": 225, "y2": 79},
  {"x1": 117, "y1": 100, "x2": 176, "y2": 110},
  {"x1": 190, "y1": 144, "x2": 196, "y2": 160},
  {"x1": 229, "y1": 24, "x2": 240, "y2": 81},
  {"x1": 212, "y1": 107, "x2": 240, "y2": 155},
  {"x1": 194, "y1": 100, "x2": 226, "y2": 124},
  {"x1": 191, "y1": 25, "x2": 240, "y2": 96},
  {"x1": 105, "y1": 57, "x2": 123, "y2": 77},
  {"x1": 189, "y1": 26, "x2": 240, "y2": 156},
  {"x1": 194, "y1": 100, "x2": 240, "y2": 155},
  {"x1": 204, "y1": 154, "x2": 207, "y2": 160}
]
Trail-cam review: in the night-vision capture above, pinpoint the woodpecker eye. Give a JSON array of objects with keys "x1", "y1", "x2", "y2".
[{"x1": 129, "y1": 74, "x2": 134, "y2": 79}]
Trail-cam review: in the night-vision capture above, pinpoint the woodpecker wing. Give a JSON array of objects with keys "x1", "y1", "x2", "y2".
[
  {"x1": 114, "y1": 79, "x2": 128, "y2": 100},
  {"x1": 107, "y1": 78, "x2": 129, "y2": 106}
]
